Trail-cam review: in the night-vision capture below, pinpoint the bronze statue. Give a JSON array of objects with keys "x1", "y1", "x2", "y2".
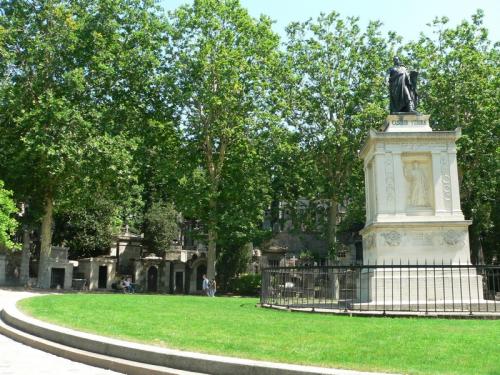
[{"x1": 388, "y1": 56, "x2": 418, "y2": 113}]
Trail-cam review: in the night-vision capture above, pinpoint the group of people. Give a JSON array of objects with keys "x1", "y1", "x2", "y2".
[
  {"x1": 202, "y1": 274, "x2": 216, "y2": 297},
  {"x1": 121, "y1": 277, "x2": 135, "y2": 293}
]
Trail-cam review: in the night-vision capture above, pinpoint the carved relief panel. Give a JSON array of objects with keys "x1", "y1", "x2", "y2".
[
  {"x1": 366, "y1": 161, "x2": 376, "y2": 222},
  {"x1": 384, "y1": 154, "x2": 395, "y2": 211},
  {"x1": 402, "y1": 153, "x2": 434, "y2": 212},
  {"x1": 442, "y1": 230, "x2": 465, "y2": 247},
  {"x1": 440, "y1": 153, "x2": 452, "y2": 211},
  {"x1": 363, "y1": 233, "x2": 376, "y2": 250},
  {"x1": 381, "y1": 231, "x2": 401, "y2": 246}
]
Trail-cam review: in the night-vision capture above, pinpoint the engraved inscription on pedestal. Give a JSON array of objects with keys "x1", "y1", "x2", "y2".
[
  {"x1": 384, "y1": 114, "x2": 432, "y2": 132},
  {"x1": 411, "y1": 232, "x2": 433, "y2": 246}
]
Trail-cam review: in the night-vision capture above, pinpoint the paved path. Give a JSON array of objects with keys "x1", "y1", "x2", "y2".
[{"x1": 0, "y1": 288, "x2": 120, "y2": 375}]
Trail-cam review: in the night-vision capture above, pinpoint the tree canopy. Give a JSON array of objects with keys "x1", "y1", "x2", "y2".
[
  {"x1": 407, "y1": 10, "x2": 499, "y2": 262},
  {"x1": 0, "y1": 0, "x2": 166, "y2": 284},
  {"x1": 164, "y1": 0, "x2": 282, "y2": 278},
  {"x1": 283, "y1": 13, "x2": 391, "y2": 252},
  {"x1": 0, "y1": 0, "x2": 497, "y2": 283},
  {"x1": 143, "y1": 201, "x2": 179, "y2": 255}
]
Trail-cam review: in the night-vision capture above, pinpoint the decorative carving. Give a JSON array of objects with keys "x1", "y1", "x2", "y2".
[
  {"x1": 440, "y1": 154, "x2": 451, "y2": 202},
  {"x1": 404, "y1": 161, "x2": 430, "y2": 207},
  {"x1": 364, "y1": 233, "x2": 376, "y2": 250},
  {"x1": 443, "y1": 231, "x2": 465, "y2": 246},
  {"x1": 381, "y1": 231, "x2": 402, "y2": 246},
  {"x1": 385, "y1": 155, "x2": 395, "y2": 207}
]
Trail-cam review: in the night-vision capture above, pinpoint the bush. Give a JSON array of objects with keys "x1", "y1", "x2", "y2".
[{"x1": 228, "y1": 273, "x2": 261, "y2": 296}]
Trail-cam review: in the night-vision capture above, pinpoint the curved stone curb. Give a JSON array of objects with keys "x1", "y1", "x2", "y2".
[
  {"x1": 0, "y1": 317, "x2": 200, "y2": 375},
  {"x1": 1, "y1": 297, "x2": 395, "y2": 375}
]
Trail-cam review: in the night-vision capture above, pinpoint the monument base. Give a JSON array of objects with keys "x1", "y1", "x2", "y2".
[
  {"x1": 361, "y1": 221, "x2": 472, "y2": 265},
  {"x1": 359, "y1": 115, "x2": 485, "y2": 307},
  {"x1": 357, "y1": 267, "x2": 484, "y2": 306}
]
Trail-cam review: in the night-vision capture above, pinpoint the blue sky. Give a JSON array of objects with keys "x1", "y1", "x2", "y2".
[{"x1": 158, "y1": 0, "x2": 499, "y2": 42}]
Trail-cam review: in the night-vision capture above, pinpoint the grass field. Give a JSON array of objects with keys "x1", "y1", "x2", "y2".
[{"x1": 18, "y1": 294, "x2": 500, "y2": 375}]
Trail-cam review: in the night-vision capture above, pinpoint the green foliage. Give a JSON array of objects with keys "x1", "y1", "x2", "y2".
[
  {"x1": 298, "y1": 249, "x2": 314, "y2": 260},
  {"x1": 216, "y1": 243, "x2": 252, "y2": 290},
  {"x1": 165, "y1": 0, "x2": 282, "y2": 277},
  {"x1": 0, "y1": 180, "x2": 18, "y2": 249},
  {"x1": 53, "y1": 196, "x2": 122, "y2": 259},
  {"x1": 143, "y1": 201, "x2": 179, "y2": 254},
  {"x1": 0, "y1": 0, "x2": 152, "y2": 198},
  {"x1": 137, "y1": 119, "x2": 182, "y2": 208},
  {"x1": 406, "y1": 11, "x2": 499, "y2": 262},
  {"x1": 284, "y1": 12, "x2": 390, "y2": 247},
  {"x1": 0, "y1": 1, "x2": 497, "y2": 269},
  {"x1": 228, "y1": 273, "x2": 261, "y2": 296},
  {"x1": 0, "y1": 0, "x2": 166, "y2": 270}
]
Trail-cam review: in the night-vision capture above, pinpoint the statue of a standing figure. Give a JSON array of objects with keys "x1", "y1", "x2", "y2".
[
  {"x1": 388, "y1": 56, "x2": 418, "y2": 113},
  {"x1": 404, "y1": 161, "x2": 429, "y2": 207}
]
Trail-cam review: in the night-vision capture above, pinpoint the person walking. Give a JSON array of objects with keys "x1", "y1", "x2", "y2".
[
  {"x1": 202, "y1": 274, "x2": 210, "y2": 296},
  {"x1": 208, "y1": 279, "x2": 216, "y2": 297}
]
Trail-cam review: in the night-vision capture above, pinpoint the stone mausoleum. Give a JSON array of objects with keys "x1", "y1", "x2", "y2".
[{"x1": 74, "y1": 227, "x2": 209, "y2": 294}]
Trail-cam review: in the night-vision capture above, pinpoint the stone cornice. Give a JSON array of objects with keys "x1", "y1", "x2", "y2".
[
  {"x1": 360, "y1": 127, "x2": 461, "y2": 159},
  {"x1": 360, "y1": 219, "x2": 472, "y2": 235}
]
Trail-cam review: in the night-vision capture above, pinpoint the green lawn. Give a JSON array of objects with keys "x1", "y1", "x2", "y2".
[{"x1": 18, "y1": 294, "x2": 500, "y2": 375}]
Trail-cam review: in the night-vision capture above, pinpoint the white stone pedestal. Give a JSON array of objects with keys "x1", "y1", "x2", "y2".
[
  {"x1": 359, "y1": 114, "x2": 483, "y2": 305},
  {"x1": 358, "y1": 267, "x2": 483, "y2": 308},
  {"x1": 384, "y1": 113, "x2": 433, "y2": 133}
]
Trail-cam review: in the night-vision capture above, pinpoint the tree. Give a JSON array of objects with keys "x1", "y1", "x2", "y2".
[
  {"x1": 0, "y1": 180, "x2": 18, "y2": 249},
  {"x1": 137, "y1": 119, "x2": 182, "y2": 210},
  {"x1": 284, "y1": 13, "x2": 391, "y2": 254},
  {"x1": 143, "y1": 201, "x2": 179, "y2": 254},
  {"x1": 0, "y1": 0, "x2": 166, "y2": 286},
  {"x1": 406, "y1": 10, "x2": 499, "y2": 263},
  {"x1": 165, "y1": 0, "x2": 281, "y2": 279},
  {"x1": 52, "y1": 195, "x2": 123, "y2": 259}
]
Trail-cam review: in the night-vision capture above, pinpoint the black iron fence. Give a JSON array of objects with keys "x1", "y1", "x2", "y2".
[{"x1": 261, "y1": 263, "x2": 500, "y2": 315}]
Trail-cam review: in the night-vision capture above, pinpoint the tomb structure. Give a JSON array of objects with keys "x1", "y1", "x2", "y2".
[{"x1": 359, "y1": 114, "x2": 483, "y2": 304}]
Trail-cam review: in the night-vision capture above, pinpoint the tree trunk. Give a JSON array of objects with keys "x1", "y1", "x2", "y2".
[
  {"x1": 37, "y1": 195, "x2": 53, "y2": 288},
  {"x1": 469, "y1": 225, "x2": 485, "y2": 265},
  {"x1": 20, "y1": 227, "x2": 31, "y2": 285},
  {"x1": 206, "y1": 198, "x2": 217, "y2": 280},
  {"x1": 327, "y1": 199, "x2": 338, "y2": 257}
]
